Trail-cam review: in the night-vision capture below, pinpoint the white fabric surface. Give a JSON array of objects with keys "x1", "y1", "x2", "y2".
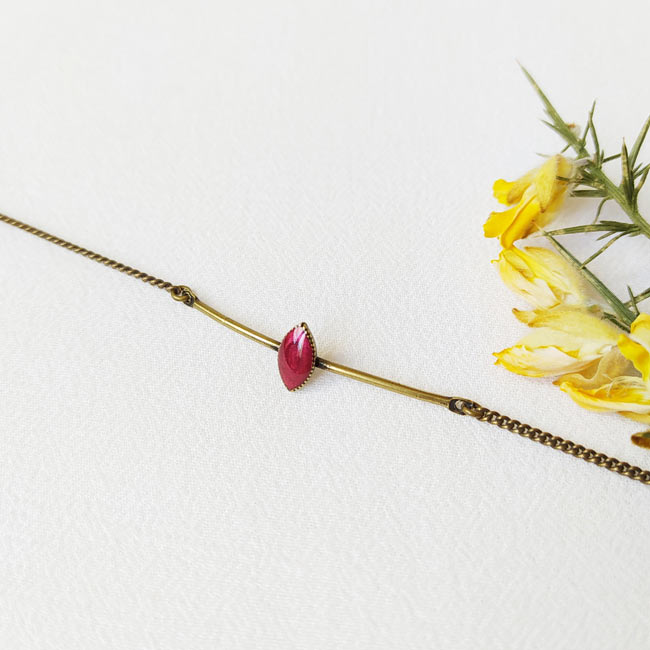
[{"x1": 1, "y1": 1, "x2": 650, "y2": 648}]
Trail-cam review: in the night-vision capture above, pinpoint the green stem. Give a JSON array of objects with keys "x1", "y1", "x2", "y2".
[
  {"x1": 625, "y1": 287, "x2": 650, "y2": 308},
  {"x1": 545, "y1": 222, "x2": 639, "y2": 236},
  {"x1": 588, "y1": 170, "x2": 650, "y2": 239}
]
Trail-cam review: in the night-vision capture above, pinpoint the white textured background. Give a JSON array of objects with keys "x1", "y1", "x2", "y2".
[{"x1": 1, "y1": 1, "x2": 650, "y2": 648}]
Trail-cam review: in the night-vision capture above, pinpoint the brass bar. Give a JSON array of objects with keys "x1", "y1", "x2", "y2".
[
  {"x1": 316, "y1": 358, "x2": 453, "y2": 407},
  {"x1": 193, "y1": 299, "x2": 281, "y2": 351},
  {"x1": 192, "y1": 298, "x2": 452, "y2": 408}
]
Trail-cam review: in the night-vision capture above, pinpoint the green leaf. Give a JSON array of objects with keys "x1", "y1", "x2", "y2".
[
  {"x1": 628, "y1": 286, "x2": 640, "y2": 316},
  {"x1": 621, "y1": 141, "x2": 634, "y2": 201},
  {"x1": 579, "y1": 231, "x2": 627, "y2": 267},
  {"x1": 593, "y1": 197, "x2": 609, "y2": 223},
  {"x1": 602, "y1": 312, "x2": 631, "y2": 332},
  {"x1": 521, "y1": 66, "x2": 583, "y2": 152},
  {"x1": 572, "y1": 189, "x2": 606, "y2": 197},
  {"x1": 595, "y1": 226, "x2": 641, "y2": 239},
  {"x1": 577, "y1": 108, "x2": 591, "y2": 150},
  {"x1": 541, "y1": 119, "x2": 567, "y2": 139},
  {"x1": 598, "y1": 220, "x2": 639, "y2": 231},
  {"x1": 587, "y1": 101, "x2": 601, "y2": 163},
  {"x1": 629, "y1": 114, "x2": 650, "y2": 168},
  {"x1": 545, "y1": 221, "x2": 637, "y2": 236},
  {"x1": 625, "y1": 287, "x2": 650, "y2": 308},
  {"x1": 635, "y1": 166, "x2": 649, "y2": 201},
  {"x1": 634, "y1": 162, "x2": 650, "y2": 178}
]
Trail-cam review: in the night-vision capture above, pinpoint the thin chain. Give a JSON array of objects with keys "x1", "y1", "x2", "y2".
[
  {"x1": 456, "y1": 400, "x2": 650, "y2": 485},
  {"x1": 3, "y1": 212, "x2": 650, "y2": 486},
  {"x1": 0, "y1": 213, "x2": 196, "y2": 305}
]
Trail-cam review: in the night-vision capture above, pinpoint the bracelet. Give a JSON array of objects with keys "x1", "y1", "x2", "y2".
[{"x1": 3, "y1": 212, "x2": 649, "y2": 486}]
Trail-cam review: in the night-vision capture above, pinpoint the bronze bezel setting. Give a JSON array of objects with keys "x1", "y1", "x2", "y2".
[{"x1": 282, "y1": 322, "x2": 317, "y2": 392}]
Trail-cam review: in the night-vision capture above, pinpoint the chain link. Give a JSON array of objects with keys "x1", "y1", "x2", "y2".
[
  {"x1": 0, "y1": 213, "x2": 199, "y2": 303},
  {"x1": 456, "y1": 400, "x2": 650, "y2": 485}
]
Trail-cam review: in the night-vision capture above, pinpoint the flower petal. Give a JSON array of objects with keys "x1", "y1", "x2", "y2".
[
  {"x1": 494, "y1": 327, "x2": 604, "y2": 377},
  {"x1": 495, "y1": 343, "x2": 587, "y2": 377},
  {"x1": 535, "y1": 155, "x2": 572, "y2": 212},
  {"x1": 623, "y1": 412, "x2": 650, "y2": 424},
  {"x1": 522, "y1": 247, "x2": 584, "y2": 302},
  {"x1": 518, "y1": 307, "x2": 619, "y2": 347},
  {"x1": 631, "y1": 313, "x2": 650, "y2": 343},
  {"x1": 499, "y1": 195, "x2": 541, "y2": 248},
  {"x1": 557, "y1": 375, "x2": 650, "y2": 416},
  {"x1": 493, "y1": 167, "x2": 537, "y2": 205},
  {"x1": 534, "y1": 156, "x2": 560, "y2": 212},
  {"x1": 557, "y1": 348, "x2": 635, "y2": 390},
  {"x1": 497, "y1": 246, "x2": 585, "y2": 309},
  {"x1": 619, "y1": 337, "x2": 650, "y2": 383},
  {"x1": 618, "y1": 314, "x2": 650, "y2": 383},
  {"x1": 484, "y1": 204, "x2": 518, "y2": 238},
  {"x1": 487, "y1": 155, "x2": 573, "y2": 247},
  {"x1": 494, "y1": 308, "x2": 620, "y2": 378},
  {"x1": 493, "y1": 179, "x2": 516, "y2": 205}
]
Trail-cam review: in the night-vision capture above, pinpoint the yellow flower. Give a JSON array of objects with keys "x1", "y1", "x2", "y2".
[
  {"x1": 496, "y1": 246, "x2": 585, "y2": 309},
  {"x1": 555, "y1": 314, "x2": 650, "y2": 423},
  {"x1": 484, "y1": 154, "x2": 574, "y2": 248},
  {"x1": 494, "y1": 307, "x2": 620, "y2": 377},
  {"x1": 556, "y1": 346, "x2": 650, "y2": 424}
]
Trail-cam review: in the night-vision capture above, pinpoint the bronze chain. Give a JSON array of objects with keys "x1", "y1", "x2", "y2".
[
  {"x1": 0, "y1": 213, "x2": 178, "y2": 293},
  {"x1": 456, "y1": 400, "x2": 650, "y2": 485},
  {"x1": 0, "y1": 213, "x2": 198, "y2": 306},
  {"x1": 3, "y1": 212, "x2": 650, "y2": 487}
]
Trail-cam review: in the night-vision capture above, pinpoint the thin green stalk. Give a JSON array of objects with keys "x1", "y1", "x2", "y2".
[
  {"x1": 579, "y1": 231, "x2": 627, "y2": 268},
  {"x1": 627, "y1": 286, "x2": 641, "y2": 316},
  {"x1": 593, "y1": 172, "x2": 650, "y2": 238},
  {"x1": 625, "y1": 287, "x2": 650, "y2": 308},
  {"x1": 545, "y1": 222, "x2": 639, "y2": 236}
]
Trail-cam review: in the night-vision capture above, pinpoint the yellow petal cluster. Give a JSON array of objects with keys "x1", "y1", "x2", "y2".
[
  {"x1": 496, "y1": 246, "x2": 585, "y2": 309},
  {"x1": 494, "y1": 307, "x2": 620, "y2": 377},
  {"x1": 484, "y1": 155, "x2": 574, "y2": 248},
  {"x1": 492, "y1": 246, "x2": 650, "y2": 420},
  {"x1": 556, "y1": 314, "x2": 650, "y2": 423},
  {"x1": 487, "y1": 153, "x2": 650, "y2": 425},
  {"x1": 493, "y1": 249, "x2": 650, "y2": 419}
]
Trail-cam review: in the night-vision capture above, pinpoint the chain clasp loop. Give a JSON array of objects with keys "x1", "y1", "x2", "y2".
[{"x1": 170, "y1": 285, "x2": 197, "y2": 307}]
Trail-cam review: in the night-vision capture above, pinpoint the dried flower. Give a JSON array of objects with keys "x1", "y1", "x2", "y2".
[
  {"x1": 493, "y1": 307, "x2": 619, "y2": 377},
  {"x1": 484, "y1": 155, "x2": 574, "y2": 248},
  {"x1": 557, "y1": 339, "x2": 650, "y2": 424},
  {"x1": 496, "y1": 246, "x2": 585, "y2": 309}
]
